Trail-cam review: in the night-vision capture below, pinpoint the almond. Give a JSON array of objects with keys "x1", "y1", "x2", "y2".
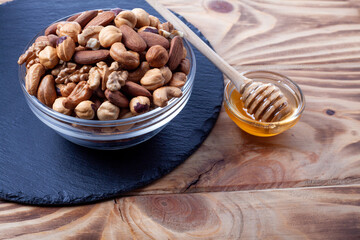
[
  {"x1": 67, "y1": 13, "x2": 81, "y2": 21},
  {"x1": 73, "y1": 10, "x2": 98, "y2": 28},
  {"x1": 121, "y1": 81, "x2": 151, "y2": 98},
  {"x1": 84, "y1": 11, "x2": 115, "y2": 29},
  {"x1": 138, "y1": 32, "x2": 170, "y2": 49},
  {"x1": 119, "y1": 25, "x2": 147, "y2": 52},
  {"x1": 167, "y1": 36, "x2": 184, "y2": 70},
  {"x1": 73, "y1": 50, "x2": 110, "y2": 64},
  {"x1": 37, "y1": 75, "x2": 57, "y2": 107},
  {"x1": 47, "y1": 34, "x2": 59, "y2": 47},
  {"x1": 105, "y1": 89, "x2": 129, "y2": 108}
]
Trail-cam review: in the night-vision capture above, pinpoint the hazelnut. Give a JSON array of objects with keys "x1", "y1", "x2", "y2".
[
  {"x1": 97, "y1": 101, "x2": 120, "y2": 120},
  {"x1": 74, "y1": 100, "x2": 96, "y2": 119},
  {"x1": 129, "y1": 96, "x2": 150, "y2": 115},
  {"x1": 57, "y1": 22, "x2": 82, "y2": 42},
  {"x1": 38, "y1": 46, "x2": 59, "y2": 69},
  {"x1": 140, "y1": 68, "x2": 165, "y2": 91},
  {"x1": 56, "y1": 36, "x2": 75, "y2": 62},
  {"x1": 99, "y1": 25, "x2": 122, "y2": 48},
  {"x1": 77, "y1": 26, "x2": 103, "y2": 46},
  {"x1": 53, "y1": 97, "x2": 72, "y2": 115},
  {"x1": 114, "y1": 10, "x2": 136, "y2": 28},
  {"x1": 146, "y1": 45, "x2": 169, "y2": 68},
  {"x1": 131, "y1": 8, "x2": 150, "y2": 28},
  {"x1": 149, "y1": 15, "x2": 160, "y2": 28}
]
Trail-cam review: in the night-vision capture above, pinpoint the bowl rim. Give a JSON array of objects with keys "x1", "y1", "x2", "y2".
[
  {"x1": 18, "y1": 9, "x2": 196, "y2": 126},
  {"x1": 224, "y1": 70, "x2": 305, "y2": 126}
]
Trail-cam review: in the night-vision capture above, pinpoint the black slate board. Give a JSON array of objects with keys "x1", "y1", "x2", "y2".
[{"x1": 0, "y1": 0, "x2": 223, "y2": 205}]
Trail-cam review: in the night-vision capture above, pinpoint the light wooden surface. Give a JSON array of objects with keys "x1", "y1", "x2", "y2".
[{"x1": 1, "y1": 0, "x2": 360, "y2": 239}]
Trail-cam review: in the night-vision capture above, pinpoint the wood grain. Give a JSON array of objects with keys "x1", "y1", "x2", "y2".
[
  {"x1": 1, "y1": 185, "x2": 360, "y2": 239},
  {"x1": 1, "y1": 0, "x2": 360, "y2": 238},
  {"x1": 121, "y1": 0, "x2": 360, "y2": 195},
  {"x1": 0, "y1": 0, "x2": 11, "y2": 4}
]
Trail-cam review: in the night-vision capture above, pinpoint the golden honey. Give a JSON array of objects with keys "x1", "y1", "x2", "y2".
[{"x1": 224, "y1": 71, "x2": 304, "y2": 137}]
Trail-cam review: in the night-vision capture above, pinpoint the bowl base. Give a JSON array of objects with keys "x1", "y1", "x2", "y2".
[{"x1": 57, "y1": 127, "x2": 165, "y2": 150}]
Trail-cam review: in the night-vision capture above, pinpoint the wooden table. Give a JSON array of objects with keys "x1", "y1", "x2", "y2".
[{"x1": 1, "y1": 0, "x2": 360, "y2": 239}]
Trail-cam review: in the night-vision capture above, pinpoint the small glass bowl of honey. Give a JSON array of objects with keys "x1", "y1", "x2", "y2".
[{"x1": 224, "y1": 70, "x2": 305, "y2": 137}]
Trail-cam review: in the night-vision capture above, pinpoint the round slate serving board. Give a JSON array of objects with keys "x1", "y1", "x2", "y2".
[{"x1": 0, "y1": 0, "x2": 223, "y2": 205}]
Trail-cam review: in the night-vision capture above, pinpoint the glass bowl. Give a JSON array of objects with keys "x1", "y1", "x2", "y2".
[
  {"x1": 18, "y1": 11, "x2": 196, "y2": 150},
  {"x1": 224, "y1": 70, "x2": 305, "y2": 137}
]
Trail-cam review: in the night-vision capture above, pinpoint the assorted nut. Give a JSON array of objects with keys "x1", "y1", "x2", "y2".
[{"x1": 18, "y1": 8, "x2": 189, "y2": 125}]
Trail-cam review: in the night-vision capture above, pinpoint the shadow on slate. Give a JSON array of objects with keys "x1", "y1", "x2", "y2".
[{"x1": 0, "y1": 0, "x2": 224, "y2": 205}]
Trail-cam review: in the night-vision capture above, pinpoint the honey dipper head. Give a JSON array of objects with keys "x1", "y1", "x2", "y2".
[{"x1": 240, "y1": 81, "x2": 291, "y2": 122}]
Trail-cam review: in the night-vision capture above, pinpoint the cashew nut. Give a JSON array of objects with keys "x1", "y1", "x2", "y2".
[
  {"x1": 53, "y1": 97, "x2": 72, "y2": 115},
  {"x1": 88, "y1": 67, "x2": 101, "y2": 90},
  {"x1": 110, "y1": 42, "x2": 140, "y2": 70},
  {"x1": 168, "y1": 72, "x2": 187, "y2": 88},
  {"x1": 127, "y1": 61, "x2": 150, "y2": 83},
  {"x1": 159, "y1": 66, "x2": 172, "y2": 84},
  {"x1": 153, "y1": 86, "x2": 182, "y2": 107}
]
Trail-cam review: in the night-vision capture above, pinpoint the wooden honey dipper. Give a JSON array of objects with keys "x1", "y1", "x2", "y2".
[{"x1": 146, "y1": 0, "x2": 291, "y2": 122}]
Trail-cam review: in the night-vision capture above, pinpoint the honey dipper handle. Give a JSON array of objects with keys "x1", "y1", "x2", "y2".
[{"x1": 146, "y1": 0, "x2": 248, "y2": 91}]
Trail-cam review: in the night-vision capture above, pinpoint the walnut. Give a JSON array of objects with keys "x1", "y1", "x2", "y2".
[
  {"x1": 77, "y1": 26, "x2": 103, "y2": 46},
  {"x1": 88, "y1": 67, "x2": 101, "y2": 90},
  {"x1": 52, "y1": 62, "x2": 91, "y2": 84},
  {"x1": 26, "y1": 57, "x2": 40, "y2": 70},
  {"x1": 18, "y1": 41, "x2": 49, "y2": 65},
  {"x1": 86, "y1": 38, "x2": 101, "y2": 50},
  {"x1": 96, "y1": 61, "x2": 120, "y2": 90},
  {"x1": 106, "y1": 71, "x2": 128, "y2": 91},
  {"x1": 52, "y1": 62, "x2": 77, "y2": 83}
]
